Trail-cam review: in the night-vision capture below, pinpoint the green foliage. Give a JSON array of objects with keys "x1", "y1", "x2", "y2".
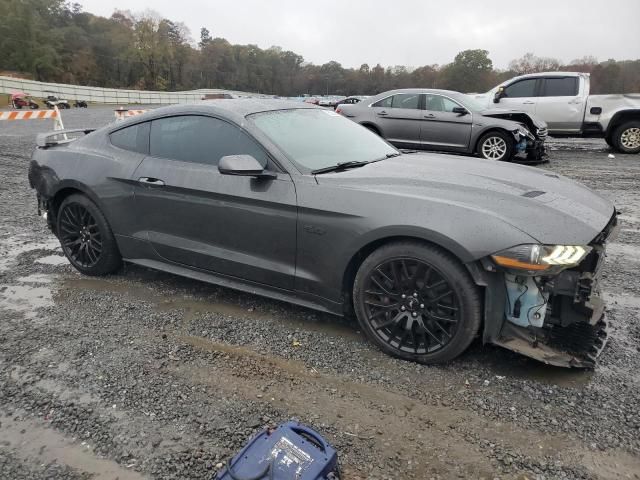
[{"x1": 0, "y1": 3, "x2": 638, "y2": 95}]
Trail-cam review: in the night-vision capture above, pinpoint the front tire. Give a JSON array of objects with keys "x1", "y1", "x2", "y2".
[
  {"x1": 57, "y1": 194, "x2": 122, "y2": 276},
  {"x1": 478, "y1": 131, "x2": 514, "y2": 161},
  {"x1": 353, "y1": 241, "x2": 482, "y2": 364},
  {"x1": 613, "y1": 121, "x2": 640, "y2": 154}
]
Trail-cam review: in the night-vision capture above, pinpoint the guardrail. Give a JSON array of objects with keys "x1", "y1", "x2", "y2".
[{"x1": 0, "y1": 76, "x2": 263, "y2": 105}]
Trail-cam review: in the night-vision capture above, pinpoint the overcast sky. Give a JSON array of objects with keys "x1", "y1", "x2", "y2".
[{"x1": 78, "y1": 0, "x2": 640, "y2": 69}]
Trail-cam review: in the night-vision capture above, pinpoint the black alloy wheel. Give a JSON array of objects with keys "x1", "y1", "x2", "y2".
[
  {"x1": 362, "y1": 258, "x2": 461, "y2": 354},
  {"x1": 353, "y1": 241, "x2": 482, "y2": 364},
  {"x1": 59, "y1": 203, "x2": 103, "y2": 268},
  {"x1": 57, "y1": 194, "x2": 122, "y2": 275}
]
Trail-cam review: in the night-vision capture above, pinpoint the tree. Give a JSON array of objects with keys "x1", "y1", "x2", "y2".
[
  {"x1": 442, "y1": 49, "x2": 494, "y2": 93},
  {"x1": 509, "y1": 52, "x2": 560, "y2": 75}
]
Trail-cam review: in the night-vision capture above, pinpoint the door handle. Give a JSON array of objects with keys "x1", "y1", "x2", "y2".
[
  {"x1": 138, "y1": 177, "x2": 165, "y2": 187},
  {"x1": 522, "y1": 101, "x2": 535, "y2": 105},
  {"x1": 423, "y1": 114, "x2": 436, "y2": 119},
  {"x1": 377, "y1": 111, "x2": 388, "y2": 116}
]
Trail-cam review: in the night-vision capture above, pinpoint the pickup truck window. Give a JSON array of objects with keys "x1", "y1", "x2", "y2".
[
  {"x1": 542, "y1": 77, "x2": 578, "y2": 97},
  {"x1": 504, "y1": 79, "x2": 537, "y2": 98}
]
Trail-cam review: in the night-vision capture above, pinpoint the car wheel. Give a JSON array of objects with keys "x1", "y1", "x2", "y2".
[
  {"x1": 30, "y1": 103, "x2": 39, "y2": 109},
  {"x1": 57, "y1": 194, "x2": 122, "y2": 276},
  {"x1": 478, "y1": 131, "x2": 514, "y2": 161},
  {"x1": 613, "y1": 121, "x2": 640, "y2": 154},
  {"x1": 604, "y1": 135, "x2": 614, "y2": 148},
  {"x1": 353, "y1": 241, "x2": 482, "y2": 364}
]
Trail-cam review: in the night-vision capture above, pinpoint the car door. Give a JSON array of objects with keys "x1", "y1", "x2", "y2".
[
  {"x1": 535, "y1": 76, "x2": 583, "y2": 132},
  {"x1": 497, "y1": 78, "x2": 540, "y2": 114},
  {"x1": 131, "y1": 114, "x2": 298, "y2": 290},
  {"x1": 370, "y1": 93, "x2": 422, "y2": 145},
  {"x1": 419, "y1": 94, "x2": 473, "y2": 149}
]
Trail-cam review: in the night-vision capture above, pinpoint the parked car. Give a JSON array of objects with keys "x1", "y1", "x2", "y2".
[
  {"x1": 44, "y1": 95, "x2": 70, "y2": 109},
  {"x1": 10, "y1": 92, "x2": 39, "y2": 109},
  {"x1": 29, "y1": 100, "x2": 616, "y2": 367},
  {"x1": 74, "y1": 100, "x2": 88, "y2": 108},
  {"x1": 475, "y1": 72, "x2": 640, "y2": 154},
  {"x1": 334, "y1": 96, "x2": 366, "y2": 109},
  {"x1": 337, "y1": 89, "x2": 547, "y2": 161}
]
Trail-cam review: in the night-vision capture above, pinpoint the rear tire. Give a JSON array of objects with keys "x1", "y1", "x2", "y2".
[
  {"x1": 612, "y1": 121, "x2": 640, "y2": 154},
  {"x1": 477, "y1": 130, "x2": 514, "y2": 161},
  {"x1": 57, "y1": 194, "x2": 122, "y2": 276},
  {"x1": 353, "y1": 241, "x2": 482, "y2": 364}
]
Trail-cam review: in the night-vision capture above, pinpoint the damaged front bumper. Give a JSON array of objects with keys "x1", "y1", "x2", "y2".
[
  {"x1": 480, "y1": 212, "x2": 619, "y2": 368},
  {"x1": 513, "y1": 128, "x2": 547, "y2": 162}
]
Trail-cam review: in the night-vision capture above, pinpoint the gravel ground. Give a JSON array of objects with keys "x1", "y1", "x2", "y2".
[{"x1": 1, "y1": 107, "x2": 639, "y2": 480}]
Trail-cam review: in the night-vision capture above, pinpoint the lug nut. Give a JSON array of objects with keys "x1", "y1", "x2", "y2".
[
  {"x1": 413, "y1": 292, "x2": 418, "y2": 297},
  {"x1": 411, "y1": 312, "x2": 417, "y2": 317},
  {"x1": 420, "y1": 304, "x2": 425, "y2": 308},
  {"x1": 400, "y1": 306, "x2": 406, "y2": 311},
  {"x1": 401, "y1": 294, "x2": 406, "y2": 299}
]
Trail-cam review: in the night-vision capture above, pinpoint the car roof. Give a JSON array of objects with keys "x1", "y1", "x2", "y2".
[
  {"x1": 372, "y1": 88, "x2": 464, "y2": 97},
  {"x1": 113, "y1": 99, "x2": 319, "y2": 129}
]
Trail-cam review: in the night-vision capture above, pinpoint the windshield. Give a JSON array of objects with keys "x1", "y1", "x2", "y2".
[
  {"x1": 454, "y1": 94, "x2": 486, "y2": 113},
  {"x1": 249, "y1": 109, "x2": 398, "y2": 173}
]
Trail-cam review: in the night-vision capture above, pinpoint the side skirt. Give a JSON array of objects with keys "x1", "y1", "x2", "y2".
[{"x1": 124, "y1": 257, "x2": 344, "y2": 317}]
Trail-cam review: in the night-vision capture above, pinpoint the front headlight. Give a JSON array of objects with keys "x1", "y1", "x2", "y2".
[
  {"x1": 516, "y1": 127, "x2": 534, "y2": 140},
  {"x1": 491, "y1": 244, "x2": 591, "y2": 274}
]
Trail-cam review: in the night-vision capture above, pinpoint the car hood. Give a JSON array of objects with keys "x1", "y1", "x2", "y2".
[
  {"x1": 315, "y1": 153, "x2": 613, "y2": 245},
  {"x1": 479, "y1": 108, "x2": 547, "y2": 130}
]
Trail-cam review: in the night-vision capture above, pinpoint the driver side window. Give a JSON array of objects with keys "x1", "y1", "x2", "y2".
[
  {"x1": 424, "y1": 95, "x2": 462, "y2": 113},
  {"x1": 503, "y1": 79, "x2": 537, "y2": 98},
  {"x1": 149, "y1": 115, "x2": 269, "y2": 168}
]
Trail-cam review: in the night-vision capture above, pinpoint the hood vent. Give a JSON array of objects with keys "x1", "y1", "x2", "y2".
[{"x1": 522, "y1": 190, "x2": 546, "y2": 198}]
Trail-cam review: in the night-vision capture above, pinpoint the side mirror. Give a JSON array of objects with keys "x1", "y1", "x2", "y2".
[
  {"x1": 218, "y1": 155, "x2": 275, "y2": 179},
  {"x1": 493, "y1": 87, "x2": 505, "y2": 104},
  {"x1": 452, "y1": 106, "x2": 468, "y2": 115}
]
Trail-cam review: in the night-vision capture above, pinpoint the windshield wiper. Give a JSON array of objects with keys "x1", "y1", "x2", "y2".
[{"x1": 311, "y1": 161, "x2": 370, "y2": 175}]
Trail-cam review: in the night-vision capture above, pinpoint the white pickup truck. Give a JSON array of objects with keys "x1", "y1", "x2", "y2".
[{"x1": 475, "y1": 72, "x2": 640, "y2": 154}]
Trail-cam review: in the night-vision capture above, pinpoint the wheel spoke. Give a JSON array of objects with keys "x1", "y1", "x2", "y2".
[{"x1": 371, "y1": 275, "x2": 396, "y2": 296}]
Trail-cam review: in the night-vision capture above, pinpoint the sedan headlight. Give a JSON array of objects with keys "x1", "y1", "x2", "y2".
[
  {"x1": 515, "y1": 127, "x2": 534, "y2": 140},
  {"x1": 491, "y1": 244, "x2": 591, "y2": 274}
]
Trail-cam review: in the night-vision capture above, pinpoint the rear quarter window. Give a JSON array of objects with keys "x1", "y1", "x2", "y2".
[
  {"x1": 109, "y1": 122, "x2": 150, "y2": 154},
  {"x1": 543, "y1": 77, "x2": 578, "y2": 96}
]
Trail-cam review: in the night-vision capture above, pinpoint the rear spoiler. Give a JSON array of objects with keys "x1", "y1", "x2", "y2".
[{"x1": 36, "y1": 128, "x2": 96, "y2": 148}]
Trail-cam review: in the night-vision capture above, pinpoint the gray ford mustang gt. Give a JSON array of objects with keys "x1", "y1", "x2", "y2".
[{"x1": 29, "y1": 100, "x2": 618, "y2": 368}]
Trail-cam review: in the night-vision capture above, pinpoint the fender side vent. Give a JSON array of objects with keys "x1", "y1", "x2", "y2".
[{"x1": 522, "y1": 190, "x2": 546, "y2": 198}]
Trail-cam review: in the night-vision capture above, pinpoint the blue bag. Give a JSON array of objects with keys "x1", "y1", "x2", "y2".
[{"x1": 216, "y1": 421, "x2": 339, "y2": 480}]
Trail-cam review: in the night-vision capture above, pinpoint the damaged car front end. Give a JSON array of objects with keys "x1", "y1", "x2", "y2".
[
  {"x1": 484, "y1": 110, "x2": 548, "y2": 162},
  {"x1": 479, "y1": 213, "x2": 619, "y2": 368}
]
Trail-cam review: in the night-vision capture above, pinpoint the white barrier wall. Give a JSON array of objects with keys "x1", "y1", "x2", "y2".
[{"x1": 0, "y1": 76, "x2": 263, "y2": 104}]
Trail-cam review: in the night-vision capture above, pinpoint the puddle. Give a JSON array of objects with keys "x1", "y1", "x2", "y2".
[
  {"x1": 36, "y1": 254, "x2": 69, "y2": 266},
  {"x1": 62, "y1": 277, "x2": 360, "y2": 340},
  {"x1": 0, "y1": 284, "x2": 53, "y2": 318},
  {"x1": 0, "y1": 235, "x2": 61, "y2": 272},
  {"x1": 0, "y1": 414, "x2": 148, "y2": 480},
  {"x1": 16, "y1": 273, "x2": 56, "y2": 284}
]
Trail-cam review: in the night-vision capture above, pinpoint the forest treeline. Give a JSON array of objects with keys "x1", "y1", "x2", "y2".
[{"x1": 1, "y1": 0, "x2": 639, "y2": 95}]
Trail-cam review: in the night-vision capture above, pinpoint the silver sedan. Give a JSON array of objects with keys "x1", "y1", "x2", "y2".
[{"x1": 337, "y1": 88, "x2": 548, "y2": 161}]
